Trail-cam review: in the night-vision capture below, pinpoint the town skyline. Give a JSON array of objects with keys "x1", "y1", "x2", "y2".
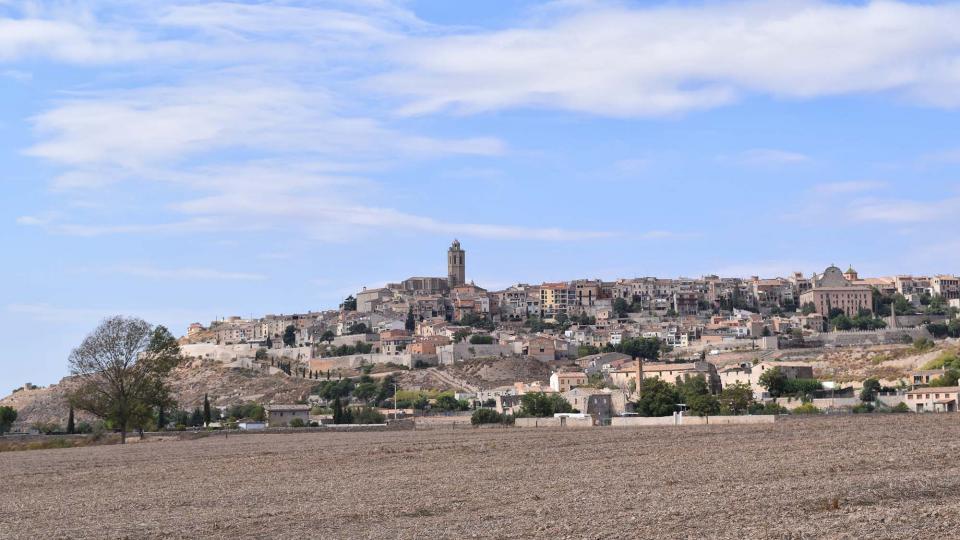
[{"x1": 12, "y1": 236, "x2": 958, "y2": 390}]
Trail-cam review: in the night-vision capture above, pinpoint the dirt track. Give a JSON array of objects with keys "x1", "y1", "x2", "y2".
[{"x1": 3, "y1": 414, "x2": 960, "y2": 539}]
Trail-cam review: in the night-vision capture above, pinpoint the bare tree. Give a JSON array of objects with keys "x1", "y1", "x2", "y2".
[{"x1": 67, "y1": 316, "x2": 180, "y2": 443}]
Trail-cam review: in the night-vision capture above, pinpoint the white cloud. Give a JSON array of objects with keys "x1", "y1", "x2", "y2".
[
  {"x1": 739, "y1": 148, "x2": 810, "y2": 165},
  {"x1": 1, "y1": 69, "x2": 31, "y2": 81},
  {"x1": 848, "y1": 197, "x2": 960, "y2": 223},
  {"x1": 105, "y1": 265, "x2": 266, "y2": 281},
  {"x1": 25, "y1": 80, "x2": 504, "y2": 172},
  {"x1": 814, "y1": 181, "x2": 886, "y2": 194},
  {"x1": 378, "y1": 1, "x2": 960, "y2": 117}
]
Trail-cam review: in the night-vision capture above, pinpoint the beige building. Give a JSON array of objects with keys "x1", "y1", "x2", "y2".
[
  {"x1": 905, "y1": 386, "x2": 959, "y2": 412},
  {"x1": 610, "y1": 361, "x2": 721, "y2": 394},
  {"x1": 562, "y1": 388, "x2": 612, "y2": 418},
  {"x1": 932, "y1": 275, "x2": 960, "y2": 301},
  {"x1": 265, "y1": 404, "x2": 311, "y2": 427},
  {"x1": 540, "y1": 282, "x2": 575, "y2": 318},
  {"x1": 799, "y1": 265, "x2": 872, "y2": 317},
  {"x1": 550, "y1": 371, "x2": 588, "y2": 392},
  {"x1": 718, "y1": 362, "x2": 815, "y2": 398}
]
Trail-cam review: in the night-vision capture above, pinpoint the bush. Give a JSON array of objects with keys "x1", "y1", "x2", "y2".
[
  {"x1": 852, "y1": 403, "x2": 875, "y2": 414},
  {"x1": 352, "y1": 407, "x2": 385, "y2": 424},
  {"x1": 890, "y1": 402, "x2": 910, "y2": 413},
  {"x1": 288, "y1": 418, "x2": 306, "y2": 428},
  {"x1": 921, "y1": 351, "x2": 960, "y2": 370},
  {"x1": 469, "y1": 334, "x2": 494, "y2": 345},
  {"x1": 913, "y1": 337, "x2": 935, "y2": 352},
  {"x1": 792, "y1": 403, "x2": 822, "y2": 415},
  {"x1": 747, "y1": 402, "x2": 789, "y2": 415},
  {"x1": 471, "y1": 408, "x2": 506, "y2": 425}
]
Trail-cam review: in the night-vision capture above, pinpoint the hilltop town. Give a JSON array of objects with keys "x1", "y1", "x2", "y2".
[{"x1": 4, "y1": 240, "x2": 960, "y2": 433}]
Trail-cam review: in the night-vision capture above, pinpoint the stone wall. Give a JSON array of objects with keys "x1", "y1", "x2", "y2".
[{"x1": 611, "y1": 414, "x2": 776, "y2": 427}]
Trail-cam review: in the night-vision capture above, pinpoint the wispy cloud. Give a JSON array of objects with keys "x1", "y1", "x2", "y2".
[
  {"x1": 814, "y1": 181, "x2": 887, "y2": 194},
  {"x1": 105, "y1": 265, "x2": 266, "y2": 281},
  {"x1": 848, "y1": 197, "x2": 960, "y2": 223},
  {"x1": 378, "y1": 1, "x2": 960, "y2": 117},
  {"x1": 739, "y1": 148, "x2": 810, "y2": 166}
]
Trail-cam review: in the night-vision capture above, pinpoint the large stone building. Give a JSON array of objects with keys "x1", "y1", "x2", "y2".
[
  {"x1": 447, "y1": 239, "x2": 466, "y2": 287},
  {"x1": 799, "y1": 265, "x2": 872, "y2": 317}
]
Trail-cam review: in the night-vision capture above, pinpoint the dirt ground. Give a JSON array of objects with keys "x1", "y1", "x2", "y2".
[{"x1": 3, "y1": 414, "x2": 960, "y2": 539}]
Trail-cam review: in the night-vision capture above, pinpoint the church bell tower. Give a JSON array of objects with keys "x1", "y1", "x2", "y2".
[{"x1": 447, "y1": 239, "x2": 465, "y2": 288}]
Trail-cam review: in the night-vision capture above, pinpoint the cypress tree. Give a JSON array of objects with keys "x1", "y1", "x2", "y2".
[
  {"x1": 203, "y1": 394, "x2": 211, "y2": 426},
  {"x1": 66, "y1": 405, "x2": 75, "y2": 434},
  {"x1": 333, "y1": 397, "x2": 343, "y2": 424},
  {"x1": 157, "y1": 405, "x2": 166, "y2": 431}
]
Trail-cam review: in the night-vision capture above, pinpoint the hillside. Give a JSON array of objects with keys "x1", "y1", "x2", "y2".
[{"x1": 0, "y1": 358, "x2": 317, "y2": 431}]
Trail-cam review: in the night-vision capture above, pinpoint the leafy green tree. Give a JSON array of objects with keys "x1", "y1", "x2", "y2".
[
  {"x1": 0, "y1": 406, "x2": 17, "y2": 434},
  {"x1": 469, "y1": 334, "x2": 493, "y2": 345},
  {"x1": 860, "y1": 378, "x2": 881, "y2": 402},
  {"x1": 619, "y1": 337, "x2": 662, "y2": 360},
  {"x1": 66, "y1": 405, "x2": 75, "y2": 434},
  {"x1": 612, "y1": 298, "x2": 630, "y2": 318},
  {"x1": 831, "y1": 314, "x2": 853, "y2": 331},
  {"x1": 718, "y1": 383, "x2": 754, "y2": 415},
  {"x1": 283, "y1": 325, "x2": 297, "y2": 347},
  {"x1": 519, "y1": 392, "x2": 573, "y2": 417},
  {"x1": 577, "y1": 345, "x2": 600, "y2": 358},
  {"x1": 347, "y1": 322, "x2": 368, "y2": 335},
  {"x1": 801, "y1": 302, "x2": 816, "y2": 315},
  {"x1": 341, "y1": 295, "x2": 357, "y2": 311},
  {"x1": 434, "y1": 393, "x2": 461, "y2": 411},
  {"x1": 66, "y1": 316, "x2": 180, "y2": 443},
  {"x1": 321, "y1": 330, "x2": 335, "y2": 343},
  {"x1": 635, "y1": 378, "x2": 681, "y2": 417},
  {"x1": 189, "y1": 408, "x2": 204, "y2": 427},
  {"x1": 405, "y1": 307, "x2": 416, "y2": 332},
  {"x1": 928, "y1": 370, "x2": 960, "y2": 387},
  {"x1": 453, "y1": 329, "x2": 471, "y2": 343},
  {"x1": 758, "y1": 367, "x2": 788, "y2": 397},
  {"x1": 676, "y1": 375, "x2": 720, "y2": 415},
  {"x1": 353, "y1": 382, "x2": 379, "y2": 403}
]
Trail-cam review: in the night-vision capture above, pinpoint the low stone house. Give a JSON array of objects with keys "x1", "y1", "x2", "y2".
[{"x1": 265, "y1": 404, "x2": 311, "y2": 427}]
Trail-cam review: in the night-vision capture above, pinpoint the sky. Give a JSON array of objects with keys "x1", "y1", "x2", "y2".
[{"x1": 2, "y1": 0, "x2": 960, "y2": 389}]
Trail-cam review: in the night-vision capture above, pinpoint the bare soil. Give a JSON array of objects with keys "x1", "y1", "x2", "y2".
[{"x1": 2, "y1": 414, "x2": 960, "y2": 539}]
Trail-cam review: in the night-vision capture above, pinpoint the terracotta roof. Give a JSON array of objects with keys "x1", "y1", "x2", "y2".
[{"x1": 906, "y1": 386, "x2": 960, "y2": 395}]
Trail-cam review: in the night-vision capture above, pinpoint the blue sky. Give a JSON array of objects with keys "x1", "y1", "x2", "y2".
[{"x1": 3, "y1": 0, "x2": 960, "y2": 389}]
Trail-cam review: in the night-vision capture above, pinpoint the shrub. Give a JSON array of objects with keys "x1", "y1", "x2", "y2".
[
  {"x1": 747, "y1": 402, "x2": 789, "y2": 415},
  {"x1": 469, "y1": 334, "x2": 494, "y2": 345},
  {"x1": 921, "y1": 351, "x2": 960, "y2": 370},
  {"x1": 852, "y1": 403, "x2": 875, "y2": 414},
  {"x1": 792, "y1": 403, "x2": 822, "y2": 415},
  {"x1": 471, "y1": 408, "x2": 505, "y2": 425},
  {"x1": 913, "y1": 337, "x2": 935, "y2": 352},
  {"x1": 288, "y1": 418, "x2": 306, "y2": 428},
  {"x1": 352, "y1": 407, "x2": 385, "y2": 424},
  {"x1": 890, "y1": 402, "x2": 910, "y2": 413}
]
